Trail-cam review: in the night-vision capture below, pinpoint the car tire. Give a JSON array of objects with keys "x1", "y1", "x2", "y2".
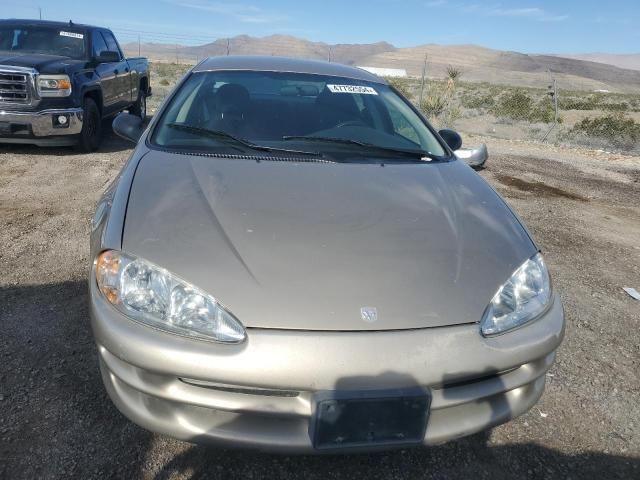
[
  {"x1": 130, "y1": 86, "x2": 147, "y2": 120},
  {"x1": 75, "y1": 97, "x2": 102, "y2": 152}
]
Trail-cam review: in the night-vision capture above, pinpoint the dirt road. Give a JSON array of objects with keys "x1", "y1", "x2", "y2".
[{"x1": 1, "y1": 129, "x2": 638, "y2": 479}]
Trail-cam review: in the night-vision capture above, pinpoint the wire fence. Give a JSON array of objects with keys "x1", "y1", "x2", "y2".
[{"x1": 388, "y1": 74, "x2": 640, "y2": 155}]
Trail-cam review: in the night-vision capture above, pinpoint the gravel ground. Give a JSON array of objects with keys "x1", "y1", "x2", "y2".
[{"x1": 1, "y1": 127, "x2": 639, "y2": 479}]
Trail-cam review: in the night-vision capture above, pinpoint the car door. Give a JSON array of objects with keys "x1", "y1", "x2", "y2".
[
  {"x1": 91, "y1": 30, "x2": 119, "y2": 115},
  {"x1": 101, "y1": 30, "x2": 132, "y2": 110}
]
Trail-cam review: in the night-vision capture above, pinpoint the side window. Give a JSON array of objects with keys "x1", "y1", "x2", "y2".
[
  {"x1": 101, "y1": 31, "x2": 121, "y2": 58},
  {"x1": 91, "y1": 31, "x2": 108, "y2": 57}
]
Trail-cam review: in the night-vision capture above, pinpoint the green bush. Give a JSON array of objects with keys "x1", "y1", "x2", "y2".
[
  {"x1": 571, "y1": 114, "x2": 640, "y2": 147},
  {"x1": 461, "y1": 92, "x2": 495, "y2": 110},
  {"x1": 493, "y1": 90, "x2": 534, "y2": 121},
  {"x1": 492, "y1": 90, "x2": 556, "y2": 124},
  {"x1": 601, "y1": 102, "x2": 629, "y2": 112}
]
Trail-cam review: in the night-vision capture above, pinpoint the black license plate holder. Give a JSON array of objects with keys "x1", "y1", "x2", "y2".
[{"x1": 312, "y1": 389, "x2": 430, "y2": 450}]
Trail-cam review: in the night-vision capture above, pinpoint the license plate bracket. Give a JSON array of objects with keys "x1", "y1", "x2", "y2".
[{"x1": 312, "y1": 388, "x2": 430, "y2": 450}]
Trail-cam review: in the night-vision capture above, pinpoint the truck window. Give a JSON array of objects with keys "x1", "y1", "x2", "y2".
[
  {"x1": 101, "y1": 31, "x2": 121, "y2": 59},
  {"x1": 92, "y1": 31, "x2": 108, "y2": 58}
]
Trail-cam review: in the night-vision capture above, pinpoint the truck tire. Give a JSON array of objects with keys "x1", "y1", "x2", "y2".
[
  {"x1": 130, "y1": 85, "x2": 147, "y2": 120},
  {"x1": 76, "y1": 97, "x2": 102, "y2": 152}
]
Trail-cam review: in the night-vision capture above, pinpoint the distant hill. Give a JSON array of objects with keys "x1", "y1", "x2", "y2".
[
  {"x1": 555, "y1": 53, "x2": 640, "y2": 72},
  {"x1": 123, "y1": 35, "x2": 640, "y2": 93}
]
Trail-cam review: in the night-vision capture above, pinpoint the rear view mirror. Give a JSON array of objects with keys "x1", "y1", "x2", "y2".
[
  {"x1": 113, "y1": 112, "x2": 143, "y2": 144},
  {"x1": 455, "y1": 144, "x2": 488, "y2": 170}
]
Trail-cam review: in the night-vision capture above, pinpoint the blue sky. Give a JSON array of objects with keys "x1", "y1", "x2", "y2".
[{"x1": 4, "y1": 0, "x2": 639, "y2": 53}]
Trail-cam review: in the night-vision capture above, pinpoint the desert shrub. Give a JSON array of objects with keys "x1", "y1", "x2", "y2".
[
  {"x1": 531, "y1": 99, "x2": 560, "y2": 123},
  {"x1": 560, "y1": 94, "x2": 602, "y2": 111},
  {"x1": 420, "y1": 92, "x2": 447, "y2": 117},
  {"x1": 151, "y1": 62, "x2": 190, "y2": 80},
  {"x1": 571, "y1": 114, "x2": 640, "y2": 149},
  {"x1": 560, "y1": 92, "x2": 633, "y2": 113},
  {"x1": 386, "y1": 77, "x2": 414, "y2": 99},
  {"x1": 461, "y1": 91, "x2": 495, "y2": 110},
  {"x1": 601, "y1": 102, "x2": 629, "y2": 112},
  {"x1": 573, "y1": 114, "x2": 640, "y2": 143},
  {"x1": 159, "y1": 78, "x2": 170, "y2": 86},
  {"x1": 493, "y1": 90, "x2": 534, "y2": 121},
  {"x1": 418, "y1": 70, "x2": 463, "y2": 128},
  {"x1": 492, "y1": 90, "x2": 557, "y2": 124},
  {"x1": 445, "y1": 66, "x2": 463, "y2": 82}
]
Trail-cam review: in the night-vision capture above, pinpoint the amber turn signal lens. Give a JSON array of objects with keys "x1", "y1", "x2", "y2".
[
  {"x1": 96, "y1": 250, "x2": 121, "y2": 304},
  {"x1": 57, "y1": 78, "x2": 71, "y2": 90}
]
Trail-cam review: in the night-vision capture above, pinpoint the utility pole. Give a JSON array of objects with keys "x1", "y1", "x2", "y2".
[
  {"x1": 226, "y1": 39, "x2": 230, "y2": 56},
  {"x1": 327, "y1": 46, "x2": 332, "y2": 62},
  {"x1": 418, "y1": 54, "x2": 428, "y2": 108},
  {"x1": 138, "y1": 34, "x2": 141, "y2": 57},
  {"x1": 39, "y1": 7, "x2": 42, "y2": 20}
]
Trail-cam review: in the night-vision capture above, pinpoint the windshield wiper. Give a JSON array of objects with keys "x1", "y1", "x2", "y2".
[
  {"x1": 282, "y1": 135, "x2": 439, "y2": 160},
  {"x1": 167, "y1": 123, "x2": 323, "y2": 157}
]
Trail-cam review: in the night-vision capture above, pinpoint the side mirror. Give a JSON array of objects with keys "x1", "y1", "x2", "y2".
[
  {"x1": 455, "y1": 143, "x2": 488, "y2": 170},
  {"x1": 113, "y1": 112, "x2": 143, "y2": 144},
  {"x1": 96, "y1": 51, "x2": 120, "y2": 63},
  {"x1": 438, "y1": 129, "x2": 462, "y2": 151}
]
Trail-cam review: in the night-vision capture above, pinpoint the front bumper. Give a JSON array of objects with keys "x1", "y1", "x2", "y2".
[
  {"x1": 0, "y1": 107, "x2": 83, "y2": 146},
  {"x1": 90, "y1": 280, "x2": 565, "y2": 452}
]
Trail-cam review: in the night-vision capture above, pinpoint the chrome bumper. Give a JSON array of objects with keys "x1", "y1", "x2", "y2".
[{"x1": 0, "y1": 107, "x2": 83, "y2": 137}]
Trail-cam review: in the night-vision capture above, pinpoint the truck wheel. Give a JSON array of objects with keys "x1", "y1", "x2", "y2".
[
  {"x1": 76, "y1": 97, "x2": 102, "y2": 152},
  {"x1": 130, "y1": 87, "x2": 147, "y2": 120}
]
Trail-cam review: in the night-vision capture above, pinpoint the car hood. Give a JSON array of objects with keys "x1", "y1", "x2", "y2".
[
  {"x1": 0, "y1": 53, "x2": 84, "y2": 73},
  {"x1": 122, "y1": 150, "x2": 536, "y2": 331}
]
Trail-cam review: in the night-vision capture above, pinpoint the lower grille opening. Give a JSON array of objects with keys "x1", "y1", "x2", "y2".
[
  {"x1": 179, "y1": 378, "x2": 300, "y2": 397},
  {"x1": 438, "y1": 367, "x2": 519, "y2": 389}
]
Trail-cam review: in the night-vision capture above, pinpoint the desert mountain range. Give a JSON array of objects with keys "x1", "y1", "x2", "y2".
[{"x1": 123, "y1": 34, "x2": 640, "y2": 93}]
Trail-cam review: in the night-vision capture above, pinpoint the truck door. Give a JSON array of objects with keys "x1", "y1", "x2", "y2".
[
  {"x1": 91, "y1": 30, "x2": 120, "y2": 115},
  {"x1": 101, "y1": 30, "x2": 133, "y2": 109}
]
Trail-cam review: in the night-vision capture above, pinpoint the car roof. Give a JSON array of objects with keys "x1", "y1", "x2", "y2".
[
  {"x1": 0, "y1": 19, "x2": 99, "y2": 30},
  {"x1": 193, "y1": 56, "x2": 387, "y2": 84}
]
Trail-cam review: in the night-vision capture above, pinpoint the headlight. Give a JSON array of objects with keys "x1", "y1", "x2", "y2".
[
  {"x1": 95, "y1": 250, "x2": 246, "y2": 343},
  {"x1": 37, "y1": 75, "x2": 72, "y2": 97},
  {"x1": 480, "y1": 253, "x2": 551, "y2": 336}
]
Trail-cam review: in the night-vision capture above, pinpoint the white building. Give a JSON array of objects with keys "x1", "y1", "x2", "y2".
[{"x1": 357, "y1": 66, "x2": 408, "y2": 78}]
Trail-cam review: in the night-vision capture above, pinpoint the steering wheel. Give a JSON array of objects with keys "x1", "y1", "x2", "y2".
[
  {"x1": 59, "y1": 46, "x2": 73, "y2": 55},
  {"x1": 335, "y1": 120, "x2": 368, "y2": 128}
]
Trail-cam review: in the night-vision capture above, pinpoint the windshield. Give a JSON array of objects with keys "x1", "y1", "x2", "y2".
[
  {"x1": 0, "y1": 26, "x2": 87, "y2": 60},
  {"x1": 152, "y1": 70, "x2": 447, "y2": 159}
]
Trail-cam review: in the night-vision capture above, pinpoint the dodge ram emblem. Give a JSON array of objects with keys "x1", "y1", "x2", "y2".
[{"x1": 360, "y1": 307, "x2": 378, "y2": 323}]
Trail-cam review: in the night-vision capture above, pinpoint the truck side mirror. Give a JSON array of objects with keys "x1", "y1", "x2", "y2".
[
  {"x1": 96, "y1": 51, "x2": 120, "y2": 63},
  {"x1": 113, "y1": 112, "x2": 143, "y2": 144}
]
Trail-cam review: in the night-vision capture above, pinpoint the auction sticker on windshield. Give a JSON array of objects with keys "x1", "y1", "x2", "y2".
[
  {"x1": 327, "y1": 84, "x2": 378, "y2": 95},
  {"x1": 59, "y1": 31, "x2": 84, "y2": 39}
]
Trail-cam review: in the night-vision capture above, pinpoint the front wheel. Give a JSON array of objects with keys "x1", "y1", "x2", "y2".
[{"x1": 75, "y1": 97, "x2": 102, "y2": 152}]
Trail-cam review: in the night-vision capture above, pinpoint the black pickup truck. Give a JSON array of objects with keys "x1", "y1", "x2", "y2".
[{"x1": 0, "y1": 19, "x2": 150, "y2": 151}]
